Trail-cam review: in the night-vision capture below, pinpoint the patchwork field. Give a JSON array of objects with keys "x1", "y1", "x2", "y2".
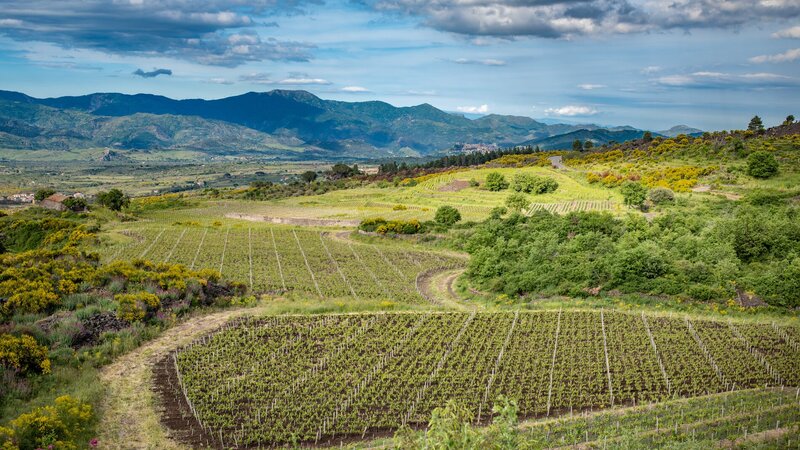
[
  {"x1": 158, "y1": 310, "x2": 800, "y2": 447},
  {"x1": 97, "y1": 225, "x2": 463, "y2": 303}
]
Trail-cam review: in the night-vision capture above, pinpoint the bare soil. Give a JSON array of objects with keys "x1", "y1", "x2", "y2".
[
  {"x1": 438, "y1": 179, "x2": 471, "y2": 192},
  {"x1": 225, "y1": 213, "x2": 360, "y2": 227}
]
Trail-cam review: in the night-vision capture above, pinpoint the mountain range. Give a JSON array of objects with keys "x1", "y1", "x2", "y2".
[{"x1": 0, "y1": 89, "x2": 702, "y2": 160}]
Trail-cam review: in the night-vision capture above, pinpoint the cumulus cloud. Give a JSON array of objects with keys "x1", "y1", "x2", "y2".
[
  {"x1": 773, "y1": 26, "x2": 800, "y2": 38},
  {"x1": 750, "y1": 48, "x2": 800, "y2": 63},
  {"x1": 452, "y1": 58, "x2": 506, "y2": 66},
  {"x1": 365, "y1": 0, "x2": 800, "y2": 39},
  {"x1": 341, "y1": 86, "x2": 370, "y2": 92},
  {"x1": 544, "y1": 105, "x2": 599, "y2": 116},
  {"x1": 132, "y1": 68, "x2": 172, "y2": 78},
  {"x1": 0, "y1": 1, "x2": 316, "y2": 66},
  {"x1": 578, "y1": 84, "x2": 606, "y2": 90},
  {"x1": 456, "y1": 104, "x2": 489, "y2": 113},
  {"x1": 655, "y1": 71, "x2": 798, "y2": 88}
]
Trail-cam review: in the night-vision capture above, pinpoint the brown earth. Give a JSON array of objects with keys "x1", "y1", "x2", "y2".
[
  {"x1": 225, "y1": 213, "x2": 360, "y2": 227},
  {"x1": 438, "y1": 179, "x2": 471, "y2": 192}
]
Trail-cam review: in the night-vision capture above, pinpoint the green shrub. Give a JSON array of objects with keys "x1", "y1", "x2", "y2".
[
  {"x1": 0, "y1": 334, "x2": 51, "y2": 375},
  {"x1": 511, "y1": 174, "x2": 558, "y2": 194},
  {"x1": 115, "y1": 292, "x2": 161, "y2": 323},
  {"x1": 747, "y1": 151, "x2": 779, "y2": 179},
  {"x1": 620, "y1": 181, "x2": 648, "y2": 209},
  {"x1": 434, "y1": 206, "x2": 462, "y2": 226},
  {"x1": 648, "y1": 187, "x2": 675, "y2": 204},
  {"x1": 1, "y1": 395, "x2": 93, "y2": 450},
  {"x1": 505, "y1": 193, "x2": 530, "y2": 212},
  {"x1": 485, "y1": 172, "x2": 509, "y2": 191}
]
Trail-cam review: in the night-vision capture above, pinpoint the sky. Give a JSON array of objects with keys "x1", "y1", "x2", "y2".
[{"x1": 0, "y1": 0, "x2": 799, "y2": 131}]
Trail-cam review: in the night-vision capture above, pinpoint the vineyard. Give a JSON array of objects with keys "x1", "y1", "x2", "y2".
[
  {"x1": 158, "y1": 310, "x2": 800, "y2": 448},
  {"x1": 524, "y1": 200, "x2": 616, "y2": 215},
  {"x1": 97, "y1": 226, "x2": 462, "y2": 303}
]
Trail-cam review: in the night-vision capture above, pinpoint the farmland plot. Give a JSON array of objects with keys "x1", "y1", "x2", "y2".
[
  {"x1": 160, "y1": 311, "x2": 800, "y2": 448},
  {"x1": 100, "y1": 226, "x2": 462, "y2": 303}
]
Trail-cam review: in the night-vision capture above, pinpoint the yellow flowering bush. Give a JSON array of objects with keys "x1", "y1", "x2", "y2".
[
  {"x1": 1, "y1": 396, "x2": 92, "y2": 450},
  {"x1": 116, "y1": 292, "x2": 161, "y2": 323},
  {"x1": 0, "y1": 334, "x2": 51, "y2": 375}
]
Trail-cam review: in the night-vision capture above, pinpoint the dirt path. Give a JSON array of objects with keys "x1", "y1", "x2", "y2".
[
  {"x1": 416, "y1": 267, "x2": 473, "y2": 310},
  {"x1": 225, "y1": 213, "x2": 360, "y2": 227},
  {"x1": 97, "y1": 306, "x2": 268, "y2": 449}
]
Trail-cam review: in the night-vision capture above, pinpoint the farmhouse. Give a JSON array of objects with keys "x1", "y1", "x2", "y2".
[{"x1": 39, "y1": 193, "x2": 69, "y2": 211}]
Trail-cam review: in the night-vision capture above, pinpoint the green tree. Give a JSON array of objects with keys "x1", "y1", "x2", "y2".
[
  {"x1": 61, "y1": 197, "x2": 87, "y2": 212},
  {"x1": 435, "y1": 205, "x2": 462, "y2": 226},
  {"x1": 505, "y1": 193, "x2": 530, "y2": 212},
  {"x1": 783, "y1": 114, "x2": 795, "y2": 125},
  {"x1": 642, "y1": 131, "x2": 653, "y2": 142},
  {"x1": 485, "y1": 172, "x2": 509, "y2": 191},
  {"x1": 747, "y1": 151, "x2": 779, "y2": 179},
  {"x1": 572, "y1": 139, "x2": 584, "y2": 152},
  {"x1": 748, "y1": 115, "x2": 765, "y2": 133},
  {"x1": 34, "y1": 188, "x2": 56, "y2": 202},
  {"x1": 300, "y1": 171, "x2": 318, "y2": 183},
  {"x1": 648, "y1": 187, "x2": 675, "y2": 205},
  {"x1": 620, "y1": 181, "x2": 648, "y2": 210},
  {"x1": 96, "y1": 189, "x2": 130, "y2": 211},
  {"x1": 583, "y1": 140, "x2": 594, "y2": 150}
]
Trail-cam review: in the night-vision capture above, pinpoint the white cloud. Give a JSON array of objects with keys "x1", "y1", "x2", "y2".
[
  {"x1": 544, "y1": 105, "x2": 598, "y2": 116},
  {"x1": 641, "y1": 65, "x2": 662, "y2": 74},
  {"x1": 577, "y1": 83, "x2": 606, "y2": 90},
  {"x1": 749, "y1": 48, "x2": 800, "y2": 63},
  {"x1": 276, "y1": 77, "x2": 331, "y2": 85},
  {"x1": 456, "y1": 104, "x2": 489, "y2": 113},
  {"x1": 452, "y1": 58, "x2": 506, "y2": 66},
  {"x1": 655, "y1": 71, "x2": 797, "y2": 88},
  {"x1": 773, "y1": 26, "x2": 800, "y2": 38},
  {"x1": 208, "y1": 77, "x2": 233, "y2": 85},
  {"x1": 0, "y1": 19, "x2": 24, "y2": 27},
  {"x1": 341, "y1": 86, "x2": 370, "y2": 92}
]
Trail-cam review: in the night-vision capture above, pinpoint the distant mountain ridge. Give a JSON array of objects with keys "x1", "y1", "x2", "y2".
[{"x1": 0, "y1": 89, "x2": 701, "y2": 159}]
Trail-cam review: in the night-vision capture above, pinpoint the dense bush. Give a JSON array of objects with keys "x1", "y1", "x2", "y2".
[
  {"x1": 505, "y1": 193, "x2": 530, "y2": 212},
  {"x1": 1, "y1": 395, "x2": 93, "y2": 450},
  {"x1": 116, "y1": 292, "x2": 161, "y2": 323},
  {"x1": 434, "y1": 206, "x2": 462, "y2": 226},
  {"x1": 485, "y1": 172, "x2": 509, "y2": 191},
  {"x1": 0, "y1": 334, "x2": 51, "y2": 375},
  {"x1": 648, "y1": 187, "x2": 675, "y2": 204},
  {"x1": 747, "y1": 151, "x2": 779, "y2": 179},
  {"x1": 620, "y1": 181, "x2": 648, "y2": 209},
  {"x1": 511, "y1": 174, "x2": 558, "y2": 194},
  {"x1": 460, "y1": 206, "x2": 800, "y2": 307},
  {"x1": 359, "y1": 218, "x2": 421, "y2": 234}
]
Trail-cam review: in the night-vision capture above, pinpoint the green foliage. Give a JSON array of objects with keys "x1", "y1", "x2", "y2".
[
  {"x1": 434, "y1": 206, "x2": 462, "y2": 226},
  {"x1": 620, "y1": 181, "x2": 648, "y2": 209},
  {"x1": 95, "y1": 189, "x2": 129, "y2": 211},
  {"x1": 484, "y1": 172, "x2": 509, "y2": 191},
  {"x1": 300, "y1": 171, "x2": 318, "y2": 183},
  {"x1": 748, "y1": 115, "x2": 765, "y2": 133},
  {"x1": 648, "y1": 187, "x2": 675, "y2": 205},
  {"x1": 33, "y1": 189, "x2": 56, "y2": 203},
  {"x1": 0, "y1": 334, "x2": 51, "y2": 375},
  {"x1": 461, "y1": 207, "x2": 800, "y2": 307},
  {"x1": 572, "y1": 139, "x2": 583, "y2": 152},
  {"x1": 784, "y1": 114, "x2": 795, "y2": 125},
  {"x1": 643, "y1": 131, "x2": 653, "y2": 142},
  {"x1": 1, "y1": 395, "x2": 92, "y2": 450},
  {"x1": 511, "y1": 174, "x2": 558, "y2": 194},
  {"x1": 746, "y1": 151, "x2": 779, "y2": 179},
  {"x1": 61, "y1": 197, "x2": 87, "y2": 212},
  {"x1": 504, "y1": 193, "x2": 530, "y2": 212}
]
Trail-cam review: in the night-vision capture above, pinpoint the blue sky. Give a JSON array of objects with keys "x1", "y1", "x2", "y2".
[{"x1": 0, "y1": 0, "x2": 799, "y2": 130}]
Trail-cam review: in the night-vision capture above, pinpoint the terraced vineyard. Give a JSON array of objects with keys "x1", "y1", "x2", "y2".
[
  {"x1": 158, "y1": 311, "x2": 800, "y2": 448},
  {"x1": 98, "y1": 226, "x2": 462, "y2": 303},
  {"x1": 525, "y1": 200, "x2": 616, "y2": 215}
]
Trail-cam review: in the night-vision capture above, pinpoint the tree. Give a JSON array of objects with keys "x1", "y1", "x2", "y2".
[
  {"x1": 434, "y1": 205, "x2": 462, "y2": 226},
  {"x1": 747, "y1": 151, "x2": 779, "y2": 179},
  {"x1": 784, "y1": 115, "x2": 795, "y2": 125},
  {"x1": 642, "y1": 131, "x2": 653, "y2": 143},
  {"x1": 505, "y1": 193, "x2": 530, "y2": 212},
  {"x1": 96, "y1": 189, "x2": 130, "y2": 211},
  {"x1": 62, "y1": 197, "x2": 87, "y2": 212},
  {"x1": 485, "y1": 172, "x2": 509, "y2": 191},
  {"x1": 620, "y1": 181, "x2": 648, "y2": 210},
  {"x1": 584, "y1": 140, "x2": 594, "y2": 150},
  {"x1": 572, "y1": 139, "x2": 584, "y2": 152},
  {"x1": 748, "y1": 115, "x2": 765, "y2": 133},
  {"x1": 34, "y1": 188, "x2": 56, "y2": 202},
  {"x1": 300, "y1": 171, "x2": 317, "y2": 183}
]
